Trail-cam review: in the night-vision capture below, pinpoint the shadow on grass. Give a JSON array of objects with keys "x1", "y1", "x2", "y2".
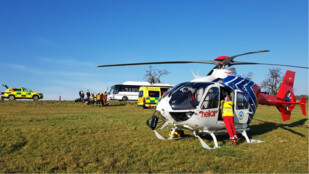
[
  {"x1": 150, "y1": 118, "x2": 308, "y2": 147},
  {"x1": 249, "y1": 118, "x2": 308, "y2": 137},
  {"x1": 104, "y1": 103, "x2": 126, "y2": 107},
  {"x1": 184, "y1": 118, "x2": 307, "y2": 146}
]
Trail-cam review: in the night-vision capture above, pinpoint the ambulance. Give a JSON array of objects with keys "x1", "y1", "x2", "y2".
[
  {"x1": 138, "y1": 86, "x2": 172, "y2": 108},
  {"x1": 2, "y1": 86, "x2": 43, "y2": 101}
]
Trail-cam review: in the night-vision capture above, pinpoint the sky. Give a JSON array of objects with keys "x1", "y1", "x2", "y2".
[{"x1": 0, "y1": 0, "x2": 308, "y2": 100}]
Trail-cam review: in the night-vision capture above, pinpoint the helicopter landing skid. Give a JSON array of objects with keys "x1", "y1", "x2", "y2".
[
  {"x1": 153, "y1": 127, "x2": 182, "y2": 140},
  {"x1": 193, "y1": 131, "x2": 219, "y2": 150},
  {"x1": 194, "y1": 129, "x2": 264, "y2": 150},
  {"x1": 153, "y1": 127, "x2": 263, "y2": 149},
  {"x1": 241, "y1": 130, "x2": 264, "y2": 143}
]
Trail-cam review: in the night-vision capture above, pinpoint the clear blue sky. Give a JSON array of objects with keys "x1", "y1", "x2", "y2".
[{"x1": 0, "y1": 0, "x2": 308, "y2": 100}]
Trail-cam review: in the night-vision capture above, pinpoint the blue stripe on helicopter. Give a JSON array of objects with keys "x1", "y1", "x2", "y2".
[{"x1": 218, "y1": 76, "x2": 258, "y2": 125}]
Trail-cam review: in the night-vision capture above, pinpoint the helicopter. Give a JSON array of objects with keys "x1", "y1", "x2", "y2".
[{"x1": 98, "y1": 50, "x2": 308, "y2": 149}]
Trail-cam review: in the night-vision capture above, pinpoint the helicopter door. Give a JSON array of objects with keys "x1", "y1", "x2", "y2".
[
  {"x1": 233, "y1": 90, "x2": 250, "y2": 124},
  {"x1": 198, "y1": 86, "x2": 220, "y2": 128}
]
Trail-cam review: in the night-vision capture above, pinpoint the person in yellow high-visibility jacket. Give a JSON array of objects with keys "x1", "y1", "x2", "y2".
[
  {"x1": 96, "y1": 92, "x2": 101, "y2": 105},
  {"x1": 220, "y1": 94, "x2": 237, "y2": 145},
  {"x1": 90, "y1": 92, "x2": 95, "y2": 105}
]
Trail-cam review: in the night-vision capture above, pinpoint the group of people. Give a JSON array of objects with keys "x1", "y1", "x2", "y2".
[{"x1": 76, "y1": 90, "x2": 108, "y2": 106}]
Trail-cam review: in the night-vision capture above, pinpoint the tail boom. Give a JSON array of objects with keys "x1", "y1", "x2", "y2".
[{"x1": 258, "y1": 70, "x2": 307, "y2": 121}]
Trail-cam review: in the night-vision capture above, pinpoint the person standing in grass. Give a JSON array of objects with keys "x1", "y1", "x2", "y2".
[
  {"x1": 100, "y1": 92, "x2": 104, "y2": 106},
  {"x1": 81, "y1": 90, "x2": 85, "y2": 102},
  {"x1": 86, "y1": 90, "x2": 90, "y2": 102},
  {"x1": 90, "y1": 92, "x2": 95, "y2": 105},
  {"x1": 96, "y1": 92, "x2": 101, "y2": 105},
  {"x1": 103, "y1": 91, "x2": 107, "y2": 106},
  {"x1": 220, "y1": 94, "x2": 238, "y2": 145}
]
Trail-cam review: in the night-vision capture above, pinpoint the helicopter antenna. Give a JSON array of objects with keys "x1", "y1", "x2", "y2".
[{"x1": 192, "y1": 69, "x2": 201, "y2": 79}]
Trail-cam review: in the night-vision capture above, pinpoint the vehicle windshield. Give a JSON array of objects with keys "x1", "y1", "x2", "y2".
[
  {"x1": 169, "y1": 82, "x2": 213, "y2": 110},
  {"x1": 108, "y1": 86, "x2": 115, "y2": 95}
]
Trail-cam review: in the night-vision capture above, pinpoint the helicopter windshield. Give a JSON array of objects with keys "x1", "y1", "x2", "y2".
[{"x1": 169, "y1": 82, "x2": 213, "y2": 110}]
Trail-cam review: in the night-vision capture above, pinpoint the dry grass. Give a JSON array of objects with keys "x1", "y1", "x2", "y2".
[{"x1": 0, "y1": 101, "x2": 308, "y2": 173}]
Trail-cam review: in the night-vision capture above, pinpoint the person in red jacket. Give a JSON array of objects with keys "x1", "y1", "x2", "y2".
[
  {"x1": 103, "y1": 91, "x2": 107, "y2": 106},
  {"x1": 221, "y1": 94, "x2": 237, "y2": 145}
]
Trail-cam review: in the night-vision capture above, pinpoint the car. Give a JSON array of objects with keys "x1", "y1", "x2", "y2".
[{"x1": 2, "y1": 87, "x2": 43, "y2": 101}]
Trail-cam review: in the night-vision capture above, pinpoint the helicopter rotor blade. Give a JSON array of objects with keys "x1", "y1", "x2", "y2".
[
  {"x1": 230, "y1": 61, "x2": 309, "y2": 69},
  {"x1": 97, "y1": 50, "x2": 308, "y2": 70},
  {"x1": 222, "y1": 50, "x2": 270, "y2": 65},
  {"x1": 98, "y1": 61, "x2": 218, "y2": 67},
  {"x1": 229, "y1": 50, "x2": 270, "y2": 60}
]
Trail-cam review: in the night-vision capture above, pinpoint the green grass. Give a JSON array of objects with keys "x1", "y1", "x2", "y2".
[{"x1": 0, "y1": 101, "x2": 308, "y2": 173}]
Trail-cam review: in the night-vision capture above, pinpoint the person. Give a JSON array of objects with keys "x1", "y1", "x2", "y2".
[
  {"x1": 96, "y1": 92, "x2": 101, "y2": 105},
  {"x1": 220, "y1": 94, "x2": 238, "y2": 145},
  {"x1": 86, "y1": 90, "x2": 90, "y2": 102},
  {"x1": 192, "y1": 88, "x2": 204, "y2": 106},
  {"x1": 81, "y1": 90, "x2": 85, "y2": 102},
  {"x1": 90, "y1": 92, "x2": 95, "y2": 105},
  {"x1": 100, "y1": 92, "x2": 104, "y2": 106},
  {"x1": 103, "y1": 91, "x2": 107, "y2": 106}
]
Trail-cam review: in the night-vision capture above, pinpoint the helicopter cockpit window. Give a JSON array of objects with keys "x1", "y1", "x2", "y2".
[
  {"x1": 201, "y1": 87, "x2": 219, "y2": 109},
  {"x1": 236, "y1": 93, "x2": 249, "y2": 109},
  {"x1": 169, "y1": 82, "x2": 212, "y2": 110}
]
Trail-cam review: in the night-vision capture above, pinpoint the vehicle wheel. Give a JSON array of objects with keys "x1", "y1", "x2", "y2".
[
  {"x1": 33, "y1": 95, "x2": 39, "y2": 101},
  {"x1": 8, "y1": 95, "x2": 15, "y2": 101},
  {"x1": 143, "y1": 102, "x2": 147, "y2": 109},
  {"x1": 122, "y1": 96, "x2": 128, "y2": 101}
]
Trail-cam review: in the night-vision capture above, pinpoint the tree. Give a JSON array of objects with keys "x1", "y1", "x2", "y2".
[
  {"x1": 144, "y1": 66, "x2": 170, "y2": 84},
  {"x1": 241, "y1": 72, "x2": 254, "y2": 80},
  {"x1": 260, "y1": 68, "x2": 283, "y2": 95}
]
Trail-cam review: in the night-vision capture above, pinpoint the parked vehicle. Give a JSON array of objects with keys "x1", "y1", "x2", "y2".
[
  {"x1": 138, "y1": 86, "x2": 172, "y2": 108},
  {"x1": 2, "y1": 86, "x2": 43, "y2": 101},
  {"x1": 107, "y1": 81, "x2": 172, "y2": 101}
]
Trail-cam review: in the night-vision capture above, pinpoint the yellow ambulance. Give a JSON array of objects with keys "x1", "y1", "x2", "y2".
[
  {"x1": 138, "y1": 86, "x2": 171, "y2": 108},
  {"x1": 2, "y1": 87, "x2": 43, "y2": 101}
]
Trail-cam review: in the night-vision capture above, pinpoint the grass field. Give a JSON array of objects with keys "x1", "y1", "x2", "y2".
[{"x1": 0, "y1": 101, "x2": 308, "y2": 173}]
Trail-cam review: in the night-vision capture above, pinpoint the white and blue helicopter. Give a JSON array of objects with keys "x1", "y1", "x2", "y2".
[{"x1": 98, "y1": 50, "x2": 308, "y2": 149}]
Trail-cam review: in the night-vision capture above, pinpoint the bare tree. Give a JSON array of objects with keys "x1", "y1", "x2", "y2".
[
  {"x1": 260, "y1": 68, "x2": 283, "y2": 95},
  {"x1": 242, "y1": 72, "x2": 254, "y2": 80},
  {"x1": 144, "y1": 66, "x2": 170, "y2": 84}
]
